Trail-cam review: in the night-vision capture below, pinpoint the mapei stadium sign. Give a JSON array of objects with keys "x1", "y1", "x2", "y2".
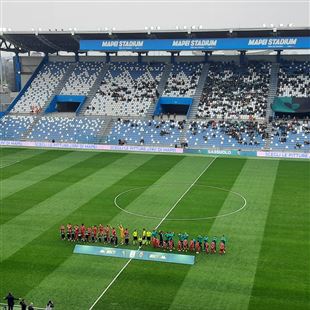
[{"x1": 80, "y1": 37, "x2": 310, "y2": 51}]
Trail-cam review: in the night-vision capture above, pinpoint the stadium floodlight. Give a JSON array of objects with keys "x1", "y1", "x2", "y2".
[
  {"x1": 183, "y1": 25, "x2": 187, "y2": 30},
  {"x1": 104, "y1": 27, "x2": 108, "y2": 31},
  {"x1": 270, "y1": 23, "x2": 274, "y2": 28},
  {"x1": 279, "y1": 24, "x2": 284, "y2": 27},
  {"x1": 144, "y1": 26, "x2": 148, "y2": 30},
  {"x1": 288, "y1": 23, "x2": 294, "y2": 27},
  {"x1": 156, "y1": 26, "x2": 160, "y2": 31},
  {"x1": 262, "y1": 24, "x2": 266, "y2": 28},
  {"x1": 191, "y1": 25, "x2": 196, "y2": 30},
  {"x1": 150, "y1": 26, "x2": 154, "y2": 31},
  {"x1": 112, "y1": 27, "x2": 116, "y2": 31},
  {"x1": 176, "y1": 26, "x2": 179, "y2": 30},
  {"x1": 198, "y1": 25, "x2": 203, "y2": 30}
]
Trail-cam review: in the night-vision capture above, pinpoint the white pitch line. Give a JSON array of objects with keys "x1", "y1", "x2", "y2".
[
  {"x1": 88, "y1": 156, "x2": 217, "y2": 310},
  {"x1": 0, "y1": 160, "x2": 20, "y2": 168},
  {"x1": 155, "y1": 156, "x2": 218, "y2": 229}
]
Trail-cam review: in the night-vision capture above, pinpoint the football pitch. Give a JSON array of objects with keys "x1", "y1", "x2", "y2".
[{"x1": 0, "y1": 147, "x2": 309, "y2": 310}]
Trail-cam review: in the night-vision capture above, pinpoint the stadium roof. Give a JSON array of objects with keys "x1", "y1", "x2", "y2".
[{"x1": 1, "y1": 28, "x2": 309, "y2": 54}]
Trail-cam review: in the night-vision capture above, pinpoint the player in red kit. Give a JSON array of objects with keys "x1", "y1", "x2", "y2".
[
  {"x1": 211, "y1": 241, "x2": 216, "y2": 254},
  {"x1": 219, "y1": 242, "x2": 226, "y2": 255},
  {"x1": 169, "y1": 239, "x2": 173, "y2": 252},
  {"x1": 195, "y1": 241, "x2": 201, "y2": 254},
  {"x1": 205, "y1": 242, "x2": 209, "y2": 254},
  {"x1": 98, "y1": 224, "x2": 104, "y2": 242},
  {"x1": 74, "y1": 225, "x2": 79, "y2": 241},
  {"x1": 105, "y1": 225, "x2": 111, "y2": 243},
  {"x1": 81, "y1": 224, "x2": 86, "y2": 241},
  {"x1": 189, "y1": 240, "x2": 195, "y2": 252},
  {"x1": 177, "y1": 240, "x2": 182, "y2": 252},
  {"x1": 93, "y1": 225, "x2": 98, "y2": 242},
  {"x1": 183, "y1": 239, "x2": 188, "y2": 252}
]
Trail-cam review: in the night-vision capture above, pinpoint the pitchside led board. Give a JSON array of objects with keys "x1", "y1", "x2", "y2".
[{"x1": 80, "y1": 37, "x2": 310, "y2": 52}]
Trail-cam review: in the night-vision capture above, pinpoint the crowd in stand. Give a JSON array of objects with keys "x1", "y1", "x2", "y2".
[
  {"x1": 270, "y1": 117, "x2": 310, "y2": 149},
  {"x1": 60, "y1": 224, "x2": 227, "y2": 255},
  {"x1": 86, "y1": 63, "x2": 164, "y2": 116},
  {"x1": 188, "y1": 119, "x2": 268, "y2": 147},
  {"x1": 197, "y1": 61, "x2": 271, "y2": 119},
  {"x1": 277, "y1": 61, "x2": 310, "y2": 97},
  {"x1": 163, "y1": 63, "x2": 203, "y2": 97}
]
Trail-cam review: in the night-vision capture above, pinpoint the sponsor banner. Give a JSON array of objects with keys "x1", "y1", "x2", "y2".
[
  {"x1": 184, "y1": 149, "x2": 257, "y2": 157},
  {"x1": 0, "y1": 140, "x2": 183, "y2": 154},
  {"x1": 80, "y1": 37, "x2": 310, "y2": 52},
  {"x1": 272, "y1": 97, "x2": 310, "y2": 114},
  {"x1": 257, "y1": 151, "x2": 310, "y2": 159},
  {"x1": 74, "y1": 245, "x2": 195, "y2": 265}
]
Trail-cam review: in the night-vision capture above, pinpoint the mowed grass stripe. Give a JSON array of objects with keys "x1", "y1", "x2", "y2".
[
  {"x1": 169, "y1": 158, "x2": 279, "y2": 310},
  {"x1": 0, "y1": 147, "x2": 26, "y2": 157},
  {"x1": 24, "y1": 155, "x2": 185, "y2": 309},
  {"x1": 248, "y1": 161, "x2": 310, "y2": 310},
  {"x1": 0, "y1": 153, "x2": 152, "y2": 262},
  {"x1": 0, "y1": 150, "x2": 95, "y2": 200},
  {"x1": 0, "y1": 150, "x2": 69, "y2": 180},
  {"x1": 93, "y1": 158, "x2": 247, "y2": 310},
  {"x1": 0, "y1": 148, "x2": 47, "y2": 169},
  {"x1": 0, "y1": 151, "x2": 103, "y2": 223}
]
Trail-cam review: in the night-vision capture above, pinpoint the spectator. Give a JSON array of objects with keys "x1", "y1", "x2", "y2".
[{"x1": 4, "y1": 292, "x2": 19, "y2": 310}]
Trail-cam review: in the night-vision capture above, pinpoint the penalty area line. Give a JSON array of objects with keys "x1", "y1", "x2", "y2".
[{"x1": 88, "y1": 156, "x2": 218, "y2": 310}]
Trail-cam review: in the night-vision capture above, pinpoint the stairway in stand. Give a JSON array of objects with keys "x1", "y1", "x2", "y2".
[{"x1": 187, "y1": 63, "x2": 209, "y2": 120}]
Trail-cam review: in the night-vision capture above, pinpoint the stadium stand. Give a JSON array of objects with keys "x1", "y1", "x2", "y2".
[
  {"x1": 10, "y1": 62, "x2": 70, "y2": 113},
  {"x1": 107, "y1": 119, "x2": 185, "y2": 146},
  {"x1": 163, "y1": 62, "x2": 203, "y2": 97},
  {"x1": 277, "y1": 61, "x2": 310, "y2": 97},
  {"x1": 27, "y1": 116, "x2": 106, "y2": 143},
  {"x1": 196, "y1": 61, "x2": 271, "y2": 119},
  {"x1": 85, "y1": 62, "x2": 165, "y2": 116},
  {"x1": 0, "y1": 115, "x2": 36, "y2": 140},
  {"x1": 269, "y1": 118, "x2": 310, "y2": 150},
  {"x1": 185, "y1": 120, "x2": 268, "y2": 149},
  {"x1": 60, "y1": 61, "x2": 105, "y2": 96}
]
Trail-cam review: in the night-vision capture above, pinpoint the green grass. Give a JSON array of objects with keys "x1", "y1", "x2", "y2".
[{"x1": 0, "y1": 148, "x2": 309, "y2": 310}]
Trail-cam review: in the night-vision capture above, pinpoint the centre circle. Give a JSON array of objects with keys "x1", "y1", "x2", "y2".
[{"x1": 114, "y1": 184, "x2": 247, "y2": 221}]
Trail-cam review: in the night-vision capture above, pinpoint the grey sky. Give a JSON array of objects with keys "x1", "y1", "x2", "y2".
[{"x1": 0, "y1": 0, "x2": 309, "y2": 32}]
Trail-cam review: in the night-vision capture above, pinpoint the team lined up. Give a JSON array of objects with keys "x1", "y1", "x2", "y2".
[{"x1": 60, "y1": 224, "x2": 227, "y2": 255}]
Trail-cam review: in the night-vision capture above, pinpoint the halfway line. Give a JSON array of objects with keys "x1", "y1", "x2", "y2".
[{"x1": 88, "y1": 156, "x2": 217, "y2": 310}]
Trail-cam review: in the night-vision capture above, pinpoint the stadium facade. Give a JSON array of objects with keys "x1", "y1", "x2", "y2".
[{"x1": 0, "y1": 28, "x2": 309, "y2": 159}]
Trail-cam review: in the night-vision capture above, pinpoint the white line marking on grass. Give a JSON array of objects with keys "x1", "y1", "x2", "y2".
[
  {"x1": 0, "y1": 160, "x2": 20, "y2": 168},
  {"x1": 114, "y1": 185, "x2": 247, "y2": 221},
  {"x1": 88, "y1": 156, "x2": 217, "y2": 310}
]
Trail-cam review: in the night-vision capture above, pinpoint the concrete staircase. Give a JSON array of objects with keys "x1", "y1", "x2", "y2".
[
  {"x1": 77, "y1": 63, "x2": 110, "y2": 116},
  {"x1": 266, "y1": 62, "x2": 280, "y2": 120},
  {"x1": 38, "y1": 62, "x2": 77, "y2": 114},
  {"x1": 262, "y1": 62, "x2": 280, "y2": 149},
  {"x1": 20, "y1": 116, "x2": 42, "y2": 141},
  {"x1": 96, "y1": 117, "x2": 115, "y2": 144},
  {"x1": 144, "y1": 63, "x2": 172, "y2": 118},
  {"x1": 187, "y1": 63, "x2": 209, "y2": 119}
]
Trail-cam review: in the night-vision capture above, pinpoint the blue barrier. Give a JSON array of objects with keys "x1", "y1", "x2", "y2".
[
  {"x1": 154, "y1": 97, "x2": 193, "y2": 116},
  {"x1": 45, "y1": 95, "x2": 87, "y2": 114},
  {"x1": 74, "y1": 245, "x2": 195, "y2": 265}
]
